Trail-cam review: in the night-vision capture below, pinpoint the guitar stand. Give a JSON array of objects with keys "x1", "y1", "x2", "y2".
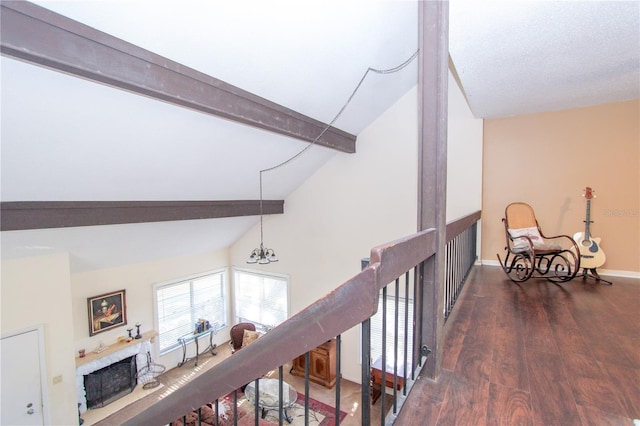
[{"x1": 580, "y1": 268, "x2": 613, "y2": 285}]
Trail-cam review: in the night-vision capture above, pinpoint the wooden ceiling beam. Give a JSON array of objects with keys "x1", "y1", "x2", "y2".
[
  {"x1": 0, "y1": 201, "x2": 283, "y2": 231},
  {"x1": 0, "y1": 1, "x2": 356, "y2": 153}
]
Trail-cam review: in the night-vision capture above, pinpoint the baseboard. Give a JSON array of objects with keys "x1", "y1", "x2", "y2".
[{"x1": 480, "y1": 259, "x2": 640, "y2": 279}]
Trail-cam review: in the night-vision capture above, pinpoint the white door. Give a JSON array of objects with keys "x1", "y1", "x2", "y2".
[{"x1": 1, "y1": 328, "x2": 46, "y2": 425}]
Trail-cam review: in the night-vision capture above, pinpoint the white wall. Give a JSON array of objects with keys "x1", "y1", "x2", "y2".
[
  {"x1": 446, "y1": 73, "x2": 483, "y2": 222},
  {"x1": 231, "y1": 85, "x2": 419, "y2": 383},
  {"x1": 71, "y1": 248, "x2": 231, "y2": 369},
  {"x1": 230, "y1": 70, "x2": 483, "y2": 384},
  {"x1": 1, "y1": 253, "x2": 77, "y2": 425},
  {"x1": 0, "y1": 70, "x2": 483, "y2": 424}
]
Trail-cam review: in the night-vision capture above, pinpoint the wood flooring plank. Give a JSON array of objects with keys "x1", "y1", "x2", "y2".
[
  {"x1": 551, "y1": 326, "x2": 593, "y2": 357},
  {"x1": 393, "y1": 369, "x2": 452, "y2": 425},
  {"x1": 486, "y1": 383, "x2": 533, "y2": 426},
  {"x1": 585, "y1": 332, "x2": 640, "y2": 370},
  {"x1": 491, "y1": 295, "x2": 529, "y2": 391},
  {"x1": 520, "y1": 301, "x2": 559, "y2": 354},
  {"x1": 601, "y1": 362, "x2": 640, "y2": 419},
  {"x1": 442, "y1": 298, "x2": 475, "y2": 371},
  {"x1": 527, "y1": 350, "x2": 581, "y2": 425},
  {"x1": 576, "y1": 404, "x2": 634, "y2": 426},
  {"x1": 598, "y1": 277, "x2": 640, "y2": 314},
  {"x1": 561, "y1": 353, "x2": 627, "y2": 417},
  {"x1": 455, "y1": 296, "x2": 495, "y2": 384},
  {"x1": 437, "y1": 371, "x2": 490, "y2": 425},
  {"x1": 542, "y1": 296, "x2": 581, "y2": 329}
]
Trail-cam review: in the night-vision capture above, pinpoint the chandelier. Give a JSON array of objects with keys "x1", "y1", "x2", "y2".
[
  {"x1": 247, "y1": 242, "x2": 278, "y2": 264},
  {"x1": 247, "y1": 172, "x2": 278, "y2": 264}
]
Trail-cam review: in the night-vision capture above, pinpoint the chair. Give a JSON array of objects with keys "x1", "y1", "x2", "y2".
[
  {"x1": 497, "y1": 202, "x2": 580, "y2": 282},
  {"x1": 229, "y1": 322, "x2": 256, "y2": 353}
]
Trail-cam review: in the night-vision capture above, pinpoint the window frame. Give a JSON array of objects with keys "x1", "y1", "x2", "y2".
[
  {"x1": 153, "y1": 268, "x2": 228, "y2": 355},
  {"x1": 232, "y1": 267, "x2": 290, "y2": 332}
]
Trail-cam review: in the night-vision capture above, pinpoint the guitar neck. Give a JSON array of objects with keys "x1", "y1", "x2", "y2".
[{"x1": 584, "y1": 199, "x2": 592, "y2": 239}]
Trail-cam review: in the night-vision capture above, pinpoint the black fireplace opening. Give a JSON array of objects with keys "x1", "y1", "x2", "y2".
[{"x1": 84, "y1": 355, "x2": 137, "y2": 409}]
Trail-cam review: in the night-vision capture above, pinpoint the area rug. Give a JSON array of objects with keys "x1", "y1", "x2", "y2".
[{"x1": 172, "y1": 390, "x2": 346, "y2": 426}]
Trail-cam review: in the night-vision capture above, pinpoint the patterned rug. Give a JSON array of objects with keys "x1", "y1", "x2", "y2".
[{"x1": 172, "y1": 390, "x2": 347, "y2": 426}]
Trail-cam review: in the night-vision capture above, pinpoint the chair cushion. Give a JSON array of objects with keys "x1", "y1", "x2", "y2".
[
  {"x1": 508, "y1": 226, "x2": 543, "y2": 247},
  {"x1": 508, "y1": 227, "x2": 561, "y2": 251},
  {"x1": 242, "y1": 329, "x2": 260, "y2": 347}
]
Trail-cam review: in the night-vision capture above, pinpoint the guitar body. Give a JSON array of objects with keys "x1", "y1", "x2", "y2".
[{"x1": 573, "y1": 231, "x2": 606, "y2": 269}]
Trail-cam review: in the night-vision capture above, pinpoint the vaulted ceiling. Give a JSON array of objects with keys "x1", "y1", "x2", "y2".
[{"x1": 1, "y1": 0, "x2": 638, "y2": 272}]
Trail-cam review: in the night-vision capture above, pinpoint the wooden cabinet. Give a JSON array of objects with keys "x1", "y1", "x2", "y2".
[{"x1": 290, "y1": 339, "x2": 336, "y2": 388}]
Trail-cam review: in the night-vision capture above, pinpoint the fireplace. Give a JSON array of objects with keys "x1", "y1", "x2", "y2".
[
  {"x1": 76, "y1": 337, "x2": 152, "y2": 413},
  {"x1": 84, "y1": 355, "x2": 137, "y2": 409}
]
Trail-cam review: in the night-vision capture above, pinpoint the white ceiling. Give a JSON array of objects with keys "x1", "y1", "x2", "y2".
[
  {"x1": 450, "y1": 0, "x2": 640, "y2": 118},
  {"x1": 1, "y1": 0, "x2": 638, "y2": 272}
]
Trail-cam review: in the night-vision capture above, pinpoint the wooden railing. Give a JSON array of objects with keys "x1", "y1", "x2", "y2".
[{"x1": 122, "y1": 211, "x2": 480, "y2": 425}]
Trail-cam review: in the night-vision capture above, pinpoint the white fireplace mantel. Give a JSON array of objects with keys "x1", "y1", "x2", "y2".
[{"x1": 76, "y1": 332, "x2": 156, "y2": 413}]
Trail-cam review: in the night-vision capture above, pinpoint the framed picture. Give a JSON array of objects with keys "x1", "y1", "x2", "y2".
[{"x1": 87, "y1": 289, "x2": 127, "y2": 336}]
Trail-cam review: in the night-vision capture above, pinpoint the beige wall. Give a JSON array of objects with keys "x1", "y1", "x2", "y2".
[
  {"x1": 1, "y1": 248, "x2": 231, "y2": 424},
  {"x1": 230, "y1": 85, "x2": 420, "y2": 383},
  {"x1": 71, "y1": 248, "x2": 231, "y2": 369},
  {"x1": 482, "y1": 100, "x2": 640, "y2": 275},
  {"x1": 230, "y1": 71, "x2": 483, "y2": 383},
  {"x1": 1, "y1": 253, "x2": 77, "y2": 425}
]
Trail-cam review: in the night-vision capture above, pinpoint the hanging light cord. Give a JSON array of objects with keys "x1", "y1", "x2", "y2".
[
  {"x1": 258, "y1": 49, "x2": 419, "y2": 209},
  {"x1": 260, "y1": 49, "x2": 419, "y2": 176},
  {"x1": 253, "y1": 49, "x2": 419, "y2": 262}
]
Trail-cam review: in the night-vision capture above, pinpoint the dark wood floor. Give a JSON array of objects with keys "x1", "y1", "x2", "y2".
[{"x1": 396, "y1": 265, "x2": 640, "y2": 425}]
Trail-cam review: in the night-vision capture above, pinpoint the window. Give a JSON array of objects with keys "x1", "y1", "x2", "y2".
[
  {"x1": 370, "y1": 293, "x2": 414, "y2": 372},
  {"x1": 233, "y1": 268, "x2": 289, "y2": 331},
  {"x1": 154, "y1": 270, "x2": 227, "y2": 355}
]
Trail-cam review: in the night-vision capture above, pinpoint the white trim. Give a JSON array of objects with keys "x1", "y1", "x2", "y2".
[
  {"x1": 481, "y1": 259, "x2": 640, "y2": 279},
  {"x1": 1, "y1": 324, "x2": 50, "y2": 425},
  {"x1": 232, "y1": 266, "x2": 290, "y2": 282}
]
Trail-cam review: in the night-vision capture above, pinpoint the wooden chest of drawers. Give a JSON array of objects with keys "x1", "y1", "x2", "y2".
[{"x1": 290, "y1": 339, "x2": 336, "y2": 388}]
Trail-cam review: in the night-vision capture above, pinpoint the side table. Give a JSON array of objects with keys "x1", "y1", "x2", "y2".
[{"x1": 177, "y1": 327, "x2": 218, "y2": 367}]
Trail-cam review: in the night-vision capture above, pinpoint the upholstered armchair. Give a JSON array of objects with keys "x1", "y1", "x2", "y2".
[{"x1": 229, "y1": 322, "x2": 257, "y2": 353}]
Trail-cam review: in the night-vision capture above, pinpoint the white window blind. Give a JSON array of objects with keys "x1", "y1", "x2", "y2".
[
  {"x1": 233, "y1": 268, "x2": 288, "y2": 329},
  {"x1": 370, "y1": 294, "x2": 414, "y2": 372},
  {"x1": 155, "y1": 270, "x2": 227, "y2": 354}
]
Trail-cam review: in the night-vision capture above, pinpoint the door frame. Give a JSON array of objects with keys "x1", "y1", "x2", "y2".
[{"x1": 1, "y1": 324, "x2": 51, "y2": 424}]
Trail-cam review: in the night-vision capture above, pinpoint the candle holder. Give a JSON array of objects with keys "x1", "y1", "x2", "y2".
[
  {"x1": 135, "y1": 323, "x2": 142, "y2": 339},
  {"x1": 127, "y1": 328, "x2": 133, "y2": 339}
]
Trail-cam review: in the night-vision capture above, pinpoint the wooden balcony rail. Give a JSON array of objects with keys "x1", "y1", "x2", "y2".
[{"x1": 123, "y1": 211, "x2": 481, "y2": 425}]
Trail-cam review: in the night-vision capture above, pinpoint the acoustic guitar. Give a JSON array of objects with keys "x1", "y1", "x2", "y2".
[{"x1": 573, "y1": 187, "x2": 606, "y2": 269}]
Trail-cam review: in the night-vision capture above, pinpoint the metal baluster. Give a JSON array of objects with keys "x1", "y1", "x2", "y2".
[
  {"x1": 403, "y1": 270, "x2": 410, "y2": 396},
  {"x1": 305, "y1": 351, "x2": 310, "y2": 425},
  {"x1": 361, "y1": 318, "x2": 371, "y2": 426},
  {"x1": 335, "y1": 334, "x2": 342, "y2": 425},
  {"x1": 393, "y1": 278, "x2": 399, "y2": 413},
  {"x1": 254, "y1": 379, "x2": 259, "y2": 426},
  {"x1": 380, "y1": 286, "x2": 387, "y2": 426},
  {"x1": 278, "y1": 366, "x2": 284, "y2": 426}
]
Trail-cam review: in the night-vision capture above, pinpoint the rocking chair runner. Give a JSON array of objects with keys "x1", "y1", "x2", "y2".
[{"x1": 497, "y1": 202, "x2": 580, "y2": 282}]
